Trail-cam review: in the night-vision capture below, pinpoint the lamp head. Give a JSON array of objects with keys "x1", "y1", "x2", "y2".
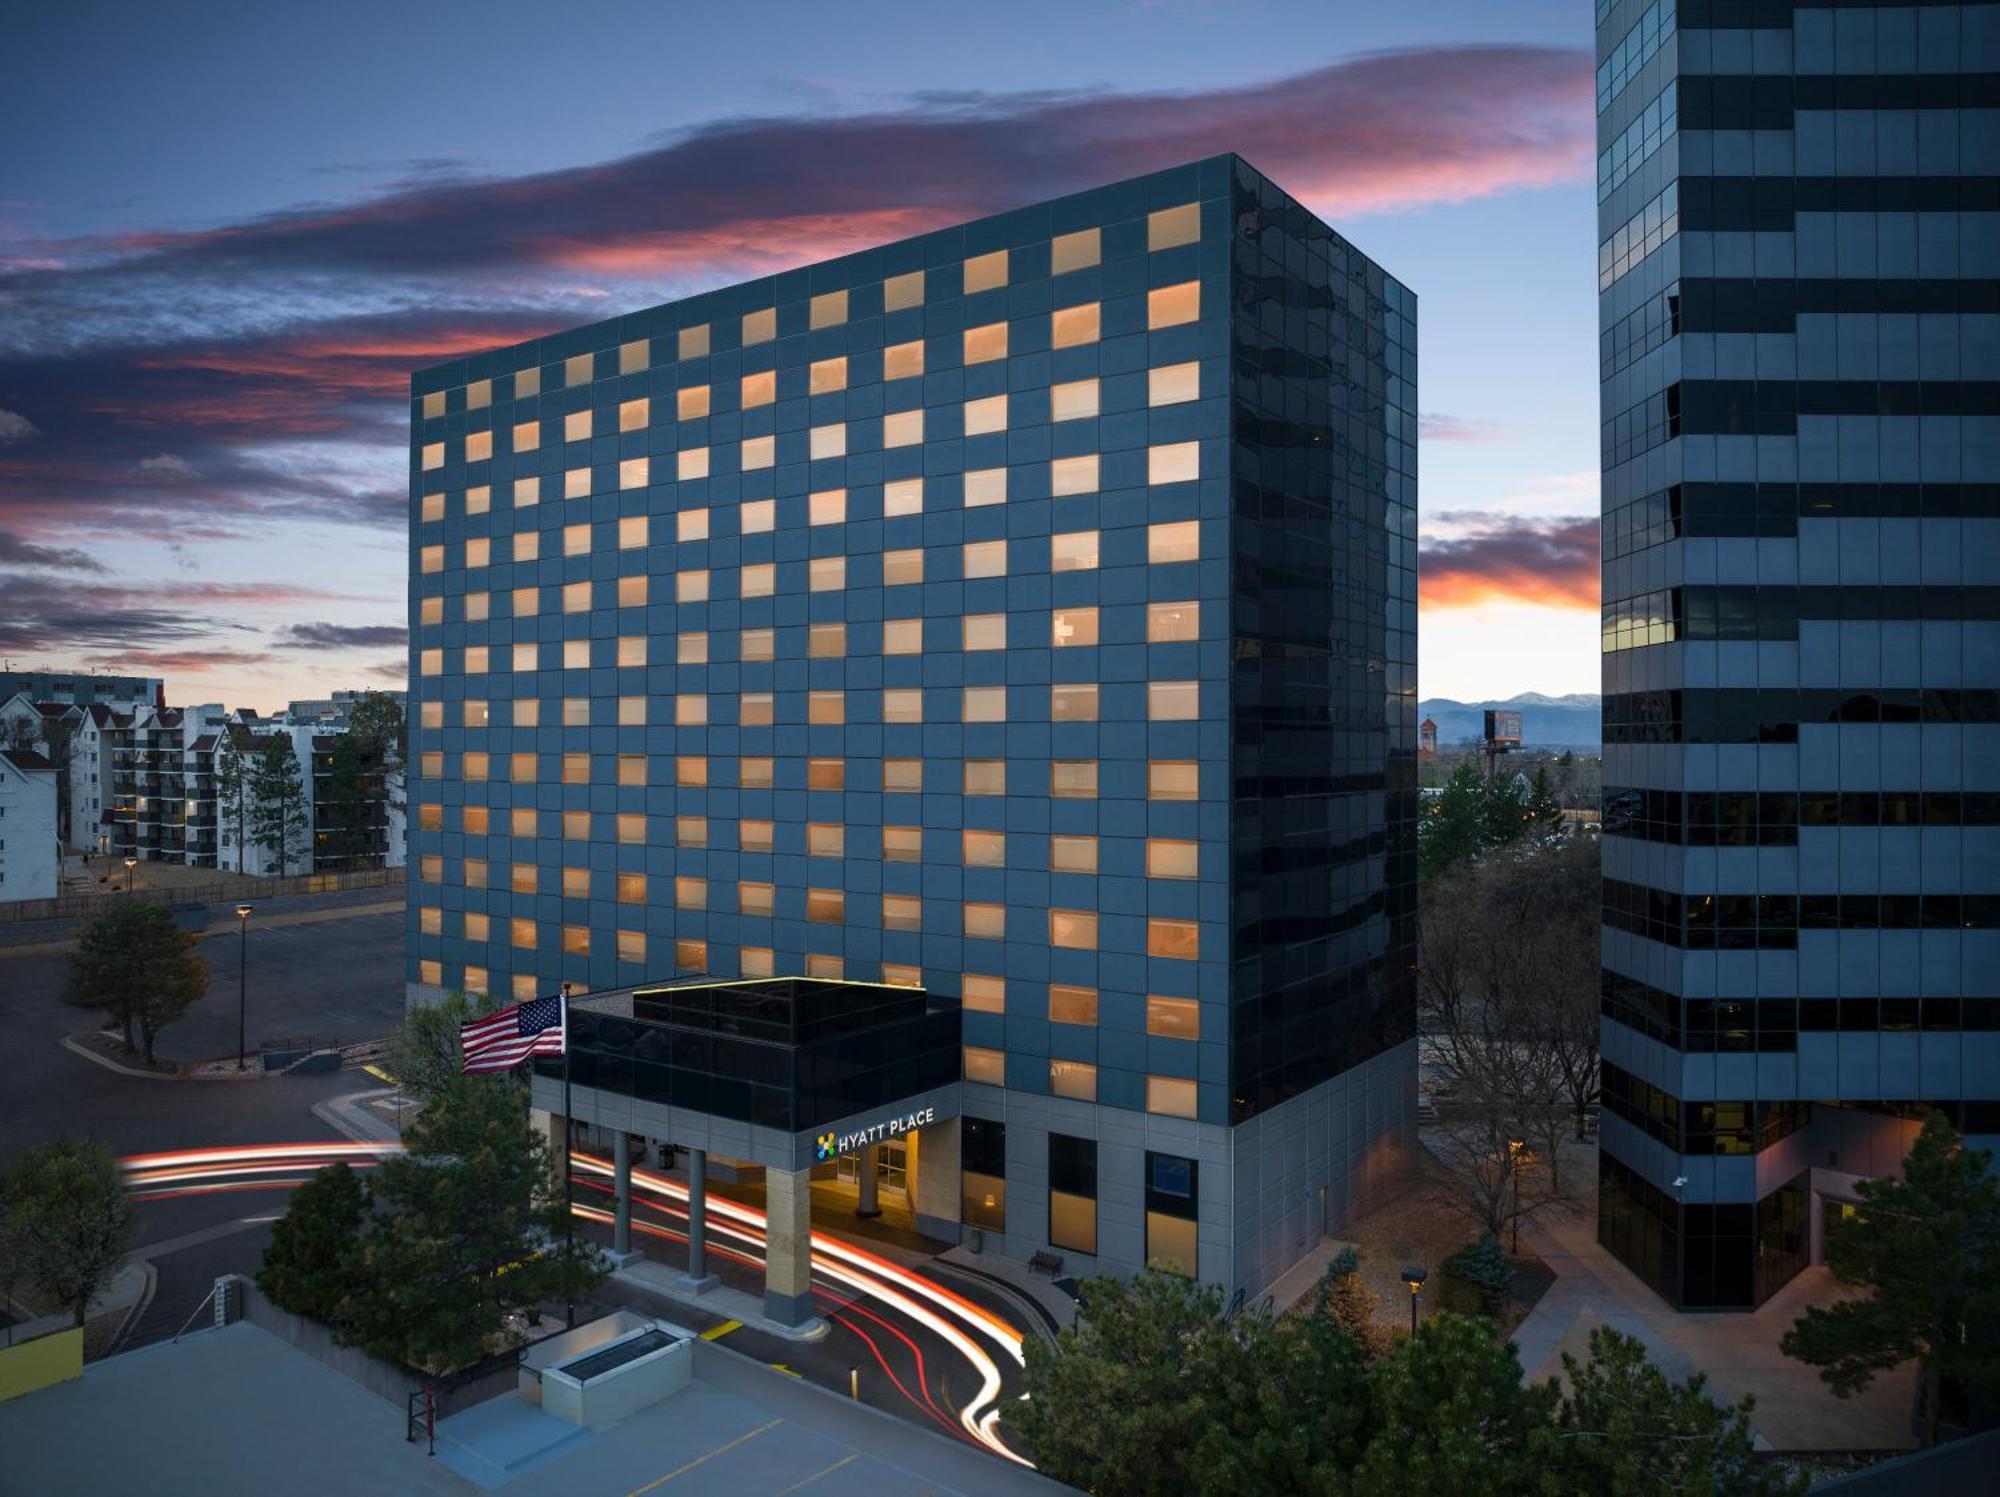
[
  {"x1": 1401, "y1": 1266, "x2": 1428, "y2": 1294},
  {"x1": 236, "y1": 903, "x2": 253, "y2": 920}
]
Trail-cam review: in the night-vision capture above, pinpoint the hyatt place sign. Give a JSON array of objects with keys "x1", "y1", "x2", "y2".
[{"x1": 814, "y1": 1106, "x2": 937, "y2": 1162}]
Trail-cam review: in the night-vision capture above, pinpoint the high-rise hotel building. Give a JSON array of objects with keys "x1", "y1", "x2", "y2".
[
  {"x1": 1597, "y1": 0, "x2": 2000, "y2": 1307},
  {"x1": 405, "y1": 156, "x2": 1418, "y2": 1297}
]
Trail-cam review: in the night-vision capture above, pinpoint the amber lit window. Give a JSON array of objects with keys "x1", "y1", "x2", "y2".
[
  {"x1": 420, "y1": 596, "x2": 444, "y2": 625},
  {"x1": 1051, "y1": 607, "x2": 1098, "y2": 648},
  {"x1": 421, "y1": 391, "x2": 445, "y2": 420},
  {"x1": 807, "y1": 758, "x2": 845, "y2": 790},
  {"x1": 511, "y1": 918, "x2": 538, "y2": 950},
  {"x1": 810, "y1": 355, "x2": 847, "y2": 394},
  {"x1": 963, "y1": 394, "x2": 1006, "y2": 435},
  {"x1": 1148, "y1": 601, "x2": 1199, "y2": 643},
  {"x1": 954, "y1": 537, "x2": 1007, "y2": 583},
  {"x1": 418, "y1": 854, "x2": 443, "y2": 883},
  {"x1": 1051, "y1": 302, "x2": 1099, "y2": 348},
  {"x1": 882, "y1": 618, "x2": 922, "y2": 655},
  {"x1": 1050, "y1": 834, "x2": 1098, "y2": 874},
  {"x1": 512, "y1": 420, "x2": 540, "y2": 454},
  {"x1": 463, "y1": 806, "x2": 490, "y2": 834},
  {"x1": 963, "y1": 614, "x2": 1006, "y2": 651},
  {"x1": 464, "y1": 537, "x2": 492, "y2": 569},
  {"x1": 743, "y1": 562, "x2": 776, "y2": 597},
  {"x1": 882, "y1": 759, "x2": 922, "y2": 794},
  {"x1": 565, "y1": 353, "x2": 593, "y2": 387},
  {"x1": 1050, "y1": 985, "x2": 1098, "y2": 1026},
  {"x1": 1050, "y1": 455, "x2": 1098, "y2": 497},
  {"x1": 562, "y1": 522, "x2": 589, "y2": 558},
  {"x1": 962, "y1": 249, "x2": 1007, "y2": 294},
  {"x1": 1050, "y1": 909, "x2": 1099, "y2": 950},
  {"x1": 676, "y1": 385, "x2": 711, "y2": 421},
  {"x1": 883, "y1": 270, "x2": 924, "y2": 311},
  {"x1": 807, "y1": 889, "x2": 845, "y2": 924},
  {"x1": 675, "y1": 695, "x2": 708, "y2": 726},
  {"x1": 421, "y1": 442, "x2": 444, "y2": 471},
  {"x1": 515, "y1": 697, "x2": 541, "y2": 727},
  {"x1": 1051, "y1": 760, "x2": 1098, "y2": 799},
  {"x1": 465, "y1": 910, "x2": 491, "y2": 938},
  {"x1": 674, "y1": 816, "x2": 706, "y2": 848},
  {"x1": 675, "y1": 939, "x2": 707, "y2": 972},
  {"x1": 514, "y1": 366, "x2": 541, "y2": 399},
  {"x1": 419, "y1": 545, "x2": 444, "y2": 575},
  {"x1": 741, "y1": 760, "x2": 775, "y2": 791},
  {"x1": 1050, "y1": 1060, "x2": 1097, "y2": 1102},
  {"x1": 513, "y1": 532, "x2": 539, "y2": 562},
  {"x1": 465, "y1": 591, "x2": 492, "y2": 622},
  {"x1": 563, "y1": 409, "x2": 591, "y2": 444},
  {"x1": 1145, "y1": 361, "x2": 1199, "y2": 407},
  {"x1": 1147, "y1": 996, "x2": 1201, "y2": 1039},
  {"x1": 1149, "y1": 202, "x2": 1200, "y2": 250},
  {"x1": 618, "y1": 695, "x2": 645, "y2": 725},
  {"x1": 1149, "y1": 520, "x2": 1200, "y2": 563},
  {"x1": 742, "y1": 434, "x2": 774, "y2": 470},
  {"x1": 1050, "y1": 227, "x2": 1100, "y2": 274},
  {"x1": 510, "y1": 585, "x2": 538, "y2": 618},
  {"x1": 741, "y1": 817, "x2": 776, "y2": 849},
  {"x1": 741, "y1": 946, "x2": 776, "y2": 977},
  {"x1": 676, "y1": 756, "x2": 707, "y2": 787},
  {"x1": 809, "y1": 488, "x2": 846, "y2": 526},
  {"x1": 883, "y1": 409, "x2": 924, "y2": 448},
  {"x1": 678, "y1": 633, "x2": 709, "y2": 666},
  {"x1": 1050, "y1": 379, "x2": 1099, "y2": 422},
  {"x1": 1147, "y1": 839, "x2": 1200, "y2": 880},
  {"x1": 467, "y1": 431, "x2": 494, "y2": 463},
  {"x1": 741, "y1": 370, "x2": 776, "y2": 407},
  {"x1": 964, "y1": 1045, "x2": 1006, "y2": 1085},
  {"x1": 742, "y1": 307, "x2": 776, "y2": 345},
  {"x1": 739, "y1": 881, "x2": 776, "y2": 917},
  {"x1": 510, "y1": 862, "x2": 538, "y2": 894},
  {"x1": 617, "y1": 872, "x2": 647, "y2": 904},
  {"x1": 808, "y1": 556, "x2": 846, "y2": 593},
  {"x1": 964, "y1": 903, "x2": 1007, "y2": 941},
  {"x1": 739, "y1": 628, "x2": 774, "y2": 662},
  {"x1": 882, "y1": 894, "x2": 922, "y2": 932},
  {"x1": 616, "y1": 810, "x2": 647, "y2": 841},
  {"x1": 795, "y1": 287, "x2": 846, "y2": 333},
  {"x1": 964, "y1": 760, "x2": 1004, "y2": 796},
  {"x1": 561, "y1": 694, "x2": 588, "y2": 724},
  {"x1": 962, "y1": 829, "x2": 1006, "y2": 868},
  {"x1": 560, "y1": 809, "x2": 588, "y2": 839},
  {"x1": 676, "y1": 570, "x2": 709, "y2": 603},
  {"x1": 563, "y1": 468, "x2": 590, "y2": 501},
  {"x1": 677, "y1": 447, "x2": 710, "y2": 481},
  {"x1": 673, "y1": 876, "x2": 706, "y2": 911},
  {"x1": 559, "y1": 752, "x2": 588, "y2": 785},
  {"x1": 668, "y1": 508, "x2": 705, "y2": 543},
  {"x1": 1148, "y1": 918, "x2": 1200, "y2": 960},
  {"x1": 419, "y1": 647, "x2": 443, "y2": 678},
  {"x1": 617, "y1": 636, "x2": 647, "y2": 667},
  {"x1": 963, "y1": 686, "x2": 1006, "y2": 723},
  {"x1": 1148, "y1": 281, "x2": 1200, "y2": 330},
  {"x1": 882, "y1": 549, "x2": 923, "y2": 586},
  {"x1": 1050, "y1": 531, "x2": 1099, "y2": 572},
  {"x1": 1150, "y1": 760, "x2": 1199, "y2": 800},
  {"x1": 679, "y1": 324, "x2": 709, "y2": 359},
  {"x1": 462, "y1": 966, "x2": 489, "y2": 995},
  {"x1": 807, "y1": 690, "x2": 844, "y2": 725},
  {"x1": 514, "y1": 476, "x2": 541, "y2": 507},
  {"x1": 466, "y1": 485, "x2": 491, "y2": 515},
  {"x1": 1051, "y1": 684, "x2": 1099, "y2": 722},
  {"x1": 1147, "y1": 1076, "x2": 1198, "y2": 1118},
  {"x1": 962, "y1": 974, "x2": 1006, "y2": 1013},
  {"x1": 616, "y1": 930, "x2": 646, "y2": 964},
  {"x1": 417, "y1": 803, "x2": 444, "y2": 831},
  {"x1": 963, "y1": 322, "x2": 1007, "y2": 364},
  {"x1": 809, "y1": 423, "x2": 846, "y2": 460},
  {"x1": 882, "y1": 340, "x2": 924, "y2": 380},
  {"x1": 882, "y1": 825, "x2": 922, "y2": 862},
  {"x1": 462, "y1": 751, "x2": 490, "y2": 782},
  {"x1": 463, "y1": 699, "x2": 490, "y2": 727},
  {"x1": 1149, "y1": 680, "x2": 1200, "y2": 721},
  {"x1": 1149, "y1": 443, "x2": 1200, "y2": 485}
]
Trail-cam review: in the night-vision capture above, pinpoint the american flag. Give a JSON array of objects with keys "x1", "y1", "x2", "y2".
[{"x1": 459, "y1": 992, "x2": 567, "y2": 1074}]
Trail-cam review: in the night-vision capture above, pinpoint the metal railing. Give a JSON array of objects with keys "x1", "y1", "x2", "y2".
[{"x1": 0, "y1": 865, "x2": 402, "y2": 923}]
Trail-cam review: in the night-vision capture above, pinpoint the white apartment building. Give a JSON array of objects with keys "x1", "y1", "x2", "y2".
[{"x1": 0, "y1": 748, "x2": 59, "y2": 901}]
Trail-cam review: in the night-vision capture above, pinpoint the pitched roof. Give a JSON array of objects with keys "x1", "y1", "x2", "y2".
[{"x1": 0, "y1": 748, "x2": 54, "y2": 773}]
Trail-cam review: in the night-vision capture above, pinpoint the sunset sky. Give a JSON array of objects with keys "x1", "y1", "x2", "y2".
[{"x1": 0, "y1": 0, "x2": 1601, "y2": 712}]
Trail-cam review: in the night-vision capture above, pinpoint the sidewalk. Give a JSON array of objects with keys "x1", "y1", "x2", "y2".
[
  {"x1": 1512, "y1": 1207, "x2": 1917, "y2": 1451},
  {"x1": 5, "y1": 1257, "x2": 154, "y2": 1353},
  {"x1": 0, "y1": 889, "x2": 404, "y2": 958}
]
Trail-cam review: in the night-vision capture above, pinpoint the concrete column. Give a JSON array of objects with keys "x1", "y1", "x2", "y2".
[
  {"x1": 763, "y1": 1165, "x2": 817, "y2": 1328},
  {"x1": 612, "y1": 1131, "x2": 633, "y2": 1257},
  {"x1": 855, "y1": 1143, "x2": 881, "y2": 1218},
  {"x1": 531, "y1": 1107, "x2": 569, "y2": 1203},
  {"x1": 912, "y1": 1117, "x2": 962, "y2": 1244},
  {"x1": 677, "y1": 1148, "x2": 718, "y2": 1294}
]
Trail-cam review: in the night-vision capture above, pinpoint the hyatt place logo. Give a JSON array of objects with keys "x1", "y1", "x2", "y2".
[{"x1": 815, "y1": 1132, "x2": 838, "y2": 1162}]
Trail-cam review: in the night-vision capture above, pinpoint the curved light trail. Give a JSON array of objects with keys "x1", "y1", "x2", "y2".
[{"x1": 115, "y1": 1141, "x2": 1034, "y2": 1466}]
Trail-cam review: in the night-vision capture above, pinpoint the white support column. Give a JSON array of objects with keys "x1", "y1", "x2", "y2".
[
  {"x1": 912, "y1": 1118, "x2": 962, "y2": 1244},
  {"x1": 855, "y1": 1143, "x2": 881, "y2": 1218},
  {"x1": 762, "y1": 1165, "x2": 819, "y2": 1329}
]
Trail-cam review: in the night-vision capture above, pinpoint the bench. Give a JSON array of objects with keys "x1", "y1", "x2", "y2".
[{"x1": 1028, "y1": 1250, "x2": 1064, "y2": 1277}]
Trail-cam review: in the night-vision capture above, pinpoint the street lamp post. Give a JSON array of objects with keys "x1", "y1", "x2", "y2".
[
  {"x1": 1401, "y1": 1266, "x2": 1427, "y2": 1337},
  {"x1": 235, "y1": 904, "x2": 253, "y2": 1069},
  {"x1": 1507, "y1": 1138, "x2": 1526, "y2": 1255},
  {"x1": 123, "y1": 855, "x2": 136, "y2": 893}
]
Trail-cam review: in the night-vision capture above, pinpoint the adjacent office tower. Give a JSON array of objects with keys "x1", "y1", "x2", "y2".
[
  {"x1": 404, "y1": 155, "x2": 1416, "y2": 1296},
  {"x1": 1597, "y1": 1, "x2": 2000, "y2": 1307}
]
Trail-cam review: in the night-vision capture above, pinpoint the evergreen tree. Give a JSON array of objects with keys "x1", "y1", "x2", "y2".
[
  {"x1": 1781, "y1": 1111, "x2": 2000, "y2": 1444},
  {"x1": 385, "y1": 988, "x2": 502, "y2": 1101},
  {"x1": 1, "y1": 1137, "x2": 135, "y2": 1327},
  {"x1": 1553, "y1": 1327, "x2": 1795, "y2": 1495},
  {"x1": 1482, "y1": 772, "x2": 1529, "y2": 849},
  {"x1": 1314, "y1": 1245, "x2": 1393, "y2": 1363},
  {"x1": 340, "y1": 1076, "x2": 604, "y2": 1374},
  {"x1": 258, "y1": 1161, "x2": 367, "y2": 1327},
  {"x1": 1420, "y1": 761, "x2": 1488, "y2": 881},
  {"x1": 1526, "y1": 765, "x2": 1564, "y2": 841},
  {"x1": 249, "y1": 734, "x2": 309, "y2": 875},
  {"x1": 1196, "y1": 1296, "x2": 1372, "y2": 1497},
  {"x1": 214, "y1": 733, "x2": 253, "y2": 872},
  {"x1": 65, "y1": 898, "x2": 209, "y2": 1061}
]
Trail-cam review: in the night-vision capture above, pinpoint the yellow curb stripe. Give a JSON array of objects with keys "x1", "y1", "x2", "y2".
[
  {"x1": 699, "y1": 1318, "x2": 742, "y2": 1341},
  {"x1": 624, "y1": 1417, "x2": 782, "y2": 1495}
]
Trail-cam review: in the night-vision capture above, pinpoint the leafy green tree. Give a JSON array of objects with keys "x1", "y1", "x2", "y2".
[
  {"x1": 65, "y1": 898, "x2": 209, "y2": 1061},
  {"x1": 1552, "y1": 1327, "x2": 1797, "y2": 1496},
  {"x1": 250, "y1": 734, "x2": 309, "y2": 875},
  {"x1": 1313, "y1": 1245, "x2": 1393, "y2": 1364},
  {"x1": 1, "y1": 1137, "x2": 135, "y2": 1327},
  {"x1": 1420, "y1": 761, "x2": 1489, "y2": 881},
  {"x1": 341, "y1": 1076, "x2": 604, "y2": 1374},
  {"x1": 1352, "y1": 1313, "x2": 1557, "y2": 1496},
  {"x1": 385, "y1": 988, "x2": 502, "y2": 1101},
  {"x1": 1781, "y1": 1111, "x2": 2000, "y2": 1445},
  {"x1": 257, "y1": 1162, "x2": 368, "y2": 1328},
  {"x1": 1195, "y1": 1299, "x2": 1371, "y2": 1497},
  {"x1": 1016, "y1": 1268, "x2": 1234, "y2": 1496},
  {"x1": 1526, "y1": 765, "x2": 1564, "y2": 842},
  {"x1": 214, "y1": 732, "x2": 253, "y2": 872}
]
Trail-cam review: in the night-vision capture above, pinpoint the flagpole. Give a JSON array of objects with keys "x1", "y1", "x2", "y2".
[{"x1": 560, "y1": 983, "x2": 574, "y2": 1329}]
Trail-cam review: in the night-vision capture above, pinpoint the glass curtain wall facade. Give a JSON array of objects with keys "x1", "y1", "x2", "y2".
[
  {"x1": 406, "y1": 154, "x2": 1417, "y2": 1295},
  {"x1": 1597, "y1": 0, "x2": 2000, "y2": 1307}
]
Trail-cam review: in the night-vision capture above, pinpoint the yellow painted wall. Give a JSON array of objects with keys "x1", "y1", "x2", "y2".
[{"x1": 0, "y1": 1327, "x2": 84, "y2": 1402}]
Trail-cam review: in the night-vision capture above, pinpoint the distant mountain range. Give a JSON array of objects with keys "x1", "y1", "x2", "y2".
[{"x1": 1418, "y1": 693, "x2": 1602, "y2": 751}]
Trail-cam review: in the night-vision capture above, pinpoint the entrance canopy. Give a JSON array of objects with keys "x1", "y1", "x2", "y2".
[{"x1": 535, "y1": 977, "x2": 961, "y2": 1173}]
